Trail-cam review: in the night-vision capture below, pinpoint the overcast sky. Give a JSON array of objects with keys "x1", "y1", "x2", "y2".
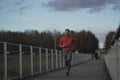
[{"x1": 0, "y1": 0, "x2": 120, "y2": 48}]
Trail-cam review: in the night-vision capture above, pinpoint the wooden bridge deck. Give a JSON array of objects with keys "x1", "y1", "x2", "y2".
[{"x1": 24, "y1": 60, "x2": 111, "y2": 80}]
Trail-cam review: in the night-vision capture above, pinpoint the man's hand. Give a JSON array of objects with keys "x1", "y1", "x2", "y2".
[
  {"x1": 61, "y1": 44, "x2": 65, "y2": 48},
  {"x1": 59, "y1": 44, "x2": 65, "y2": 48}
]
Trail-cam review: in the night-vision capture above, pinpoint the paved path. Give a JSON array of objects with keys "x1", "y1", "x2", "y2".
[{"x1": 24, "y1": 60, "x2": 111, "y2": 80}]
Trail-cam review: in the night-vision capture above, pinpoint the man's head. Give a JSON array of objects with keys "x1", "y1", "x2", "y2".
[{"x1": 64, "y1": 29, "x2": 70, "y2": 36}]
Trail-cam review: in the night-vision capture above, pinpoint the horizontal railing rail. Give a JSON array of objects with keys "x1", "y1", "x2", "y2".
[
  {"x1": 0, "y1": 42, "x2": 92, "y2": 80},
  {"x1": 104, "y1": 39, "x2": 120, "y2": 80}
]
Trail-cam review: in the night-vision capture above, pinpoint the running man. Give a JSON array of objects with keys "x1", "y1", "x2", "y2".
[{"x1": 59, "y1": 29, "x2": 76, "y2": 76}]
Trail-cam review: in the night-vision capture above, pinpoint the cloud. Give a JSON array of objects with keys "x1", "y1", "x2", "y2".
[
  {"x1": 0, "y1": 0, "x2": 3, "y2": 2},
  {"x1": 0, "y1": 6, "x2": 3, "y2": 9},
  {"x1": 46, "y1": 0, "x2": 120, "y2": 12},
  {"x1": 15, "y1": 5, "x2": 30, "y2": 11},
  {"x1": 112, "y1": 4, "x2": 120, "y2": 11},
  {"x1": 0, "y1": 0, "x2": 31, "y2": 13},
  {"x1": 0, "y1": 0, "x2": 4, "y2": 10},
  {"x1": 16, "y1": 16, "x2": 42, "y2": 21},
  {"x1": 13, "y1": 0, "x2": 31, "y2": 12},
  {"x1": 15, "y1": 0, "x2": 25, "y2": 6}
]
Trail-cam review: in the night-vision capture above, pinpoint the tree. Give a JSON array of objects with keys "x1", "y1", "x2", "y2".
[
  {"x1": 104, "y1": 31, "x2": 115, "y2": 49},
  {"x1": 0, "y1": 29, "x2": 99, "y2": 53},
  {"x1": 75, "y1": 30, "x2": 99, "y2": 53},
  {"x1": 39, "y1": 31, "x2": 54, "y2": 49}
]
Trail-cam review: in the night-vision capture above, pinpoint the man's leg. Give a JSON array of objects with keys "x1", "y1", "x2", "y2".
[
  {"x1": 63, "y1": 52, "x2": 69, "y2": 73},
  {"x1": 65, "y1": 60, "x2": 68, "y2": 66},
  {"x1": 64, "y1": 52, "x2": 68, "y2": 67},
  {"x1": 67, "y1": 60, "x2": 71, "y2": 73},
  {"x1": 66, "y1": 51, "x2": 72, "y2": 76}
]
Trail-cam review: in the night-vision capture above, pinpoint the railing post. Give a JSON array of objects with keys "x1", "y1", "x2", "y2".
[
  {"x1": 51, "y1": 50, "x2": 54, "y2": 70},
  {"x1": 55, "y1": 50, "x2": 58, "y2": 69},
  {"x1": 59, "y1": 51, "x2": 62, "y2": 68},
  {"x1": 4, "y1": 42, "x2": 7, "y2": 80},
  {"x1": 39, "y1": 48, "x2": 42, "y2": 73},
  {"x1": 46, "y1": 48, "x2": 48, "y2": 72},
  {"x1": 30, "y1": 46, "x2": 33, "y2": 75},
  {"x1": 19, "y1": 44, "x2": 22, "y2": 79}
]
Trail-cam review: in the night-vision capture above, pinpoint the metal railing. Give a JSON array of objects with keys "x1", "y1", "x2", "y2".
[
  {"x1": 104, "y1": 39, "x2": 120, "y2": 80},
  {"x1": 0, "y1": 42, "x2": 92, "y2": 80}
]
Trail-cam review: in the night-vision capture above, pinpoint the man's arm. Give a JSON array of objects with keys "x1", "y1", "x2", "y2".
[{"x1": 59, "y1": 38, "x2": 65, "y2": 48}]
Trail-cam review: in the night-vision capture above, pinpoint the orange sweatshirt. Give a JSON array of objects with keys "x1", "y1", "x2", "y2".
[{"x1": 59, "y1": 35, "x2": 76, "y2": 51}]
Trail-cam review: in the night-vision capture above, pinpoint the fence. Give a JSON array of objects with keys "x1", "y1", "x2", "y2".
[
  {"x1": 104, "y1": 39, "x2": 120, "y2": 80},
  {"x1": 0, "y1": 42, "x2": 92, "y2": 80}
]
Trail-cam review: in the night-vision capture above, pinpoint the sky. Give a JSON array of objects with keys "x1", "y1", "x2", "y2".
[{"x1": 0, "y1": 0, "x2": 120, "y2": 48}]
